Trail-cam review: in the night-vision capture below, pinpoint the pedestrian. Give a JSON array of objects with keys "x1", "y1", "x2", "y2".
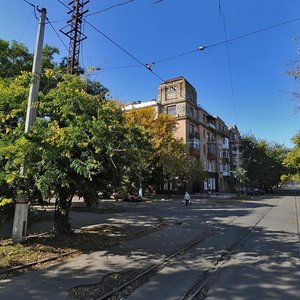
[
  {"x1": 113, "y1": 191, "x2": 119, "y2": 201},
  {"x1": 184, "y1": 192, "x2": 191, "y2": 206}
]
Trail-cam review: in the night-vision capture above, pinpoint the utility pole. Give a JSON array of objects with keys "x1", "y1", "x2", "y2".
[
  {"x1": 60, "y1": 0, "x2": 89, "y2": 74},
  {"x1": 12, "y1": 7, "x2": 46, "y2": 243}
]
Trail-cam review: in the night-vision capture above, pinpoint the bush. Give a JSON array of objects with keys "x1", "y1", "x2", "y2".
[{"x1": 0, "y1": 198, "x2": 15, "y2": 223}]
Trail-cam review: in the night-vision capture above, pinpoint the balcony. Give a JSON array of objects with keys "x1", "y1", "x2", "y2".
[
  {"x1": 207, "y1": 152, "x2": 216, "y2": 160},
  {"x1": 190, "y1": 148, "x2": 200, "y2": 157},
  {"x1": 207, "y1": 122, "x2": 216, "y2": 130},
  {"x1": 221, "y1": 152, "x2": 230, "y2": 162}
]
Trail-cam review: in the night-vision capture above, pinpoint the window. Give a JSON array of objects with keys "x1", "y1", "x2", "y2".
[
  {"x1": 187, "y1": 90, "x2": 193, "y2": 101},
  {"x1": 167, "y1": 105, "x2": 176, "y2": 115},
  {"x1": 193, "y1": 138, "x2": 200, "y2": 149},
  {"x1": 189, "y1": 106, "x2": 194, "y2": 118},
  {"x1": 203, "y1": 144, "x2": 206, "y2": 155},
  {"x1": 207, "y1": 162, "x2": 215, "y2": 172},
  {"x1": 204, "y1": 178, "x2": 216, "y2": 190},
  {"x1": 167, "y1": 86, "x2": 176, "y2": 92},
  {"x1": 189, "y1": 124, "x2": 195, "y2": 134},
  {"x1": 166, "y1": 86, "x2": 177, "y2": 99}
]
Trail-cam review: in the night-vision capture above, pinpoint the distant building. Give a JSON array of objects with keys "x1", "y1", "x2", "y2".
[{"x1": 124, "y1": 76, "x2": 242, "y2": 193}]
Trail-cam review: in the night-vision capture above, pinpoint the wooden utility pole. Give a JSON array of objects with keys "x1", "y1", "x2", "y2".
[
  {"x1": 12, "y1": 7, "x2": 47, "y2": 243},
  {"x1": 60, "y1": 0, "x2": 89, "y2": 74}
]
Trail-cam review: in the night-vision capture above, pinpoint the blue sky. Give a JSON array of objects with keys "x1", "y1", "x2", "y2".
[{"x1": 1, "y1": 0, "x2": 300, "y2": 148}]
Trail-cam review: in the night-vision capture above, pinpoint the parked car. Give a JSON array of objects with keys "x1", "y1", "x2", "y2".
[
  {"x1": 254, "y1": 188, "x2": 265, "y2": 195},
  {"x1": 264, "y1": 186, "x2": 274, "y2": 193},
  {"x1": 122, "y1": 192, "x2": 142, "y2": 202},
  {"x1": 246, "y1": 188, "x2": 265, "y2": 195}
]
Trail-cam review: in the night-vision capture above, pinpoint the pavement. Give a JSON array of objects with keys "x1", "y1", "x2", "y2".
[
  {"x1": 0, "y1": 197, "x2": 213, "y2": 299},
  {"x1": 3, "y1": 193, "x2": 294, "y2": 300}
]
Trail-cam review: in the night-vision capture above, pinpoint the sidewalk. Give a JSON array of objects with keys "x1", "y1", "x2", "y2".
[
  {"x1": 0, "y1": 200, "x2": 211, "y2": 300},
  {"x1": 0, "y1": 200, "x2": 158, "y2": 240}
]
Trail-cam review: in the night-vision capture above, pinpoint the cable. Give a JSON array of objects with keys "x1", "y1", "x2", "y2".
[
  {"x1": 85, "y1": 20, "x2": 146, "y2": 67},
  {"x1": 86, "y1": 15, "x2": 300, "y2": 72},
  {"x1": 46, "y1": 18, "x2": 69, "y2": 52},
  {"x1": 209, "y1": 16, "x2": 300, "y2": 48},
  {"x1": 219, "y1": 0, "x2": 237, "y2": 121},
  {"x1": 46, "y1": 18, "x2": 68, "y2": 24},
  {"x1": 85, "y1": 19, "x2": 200, "y2": 104},
  {"x1": 154, "y1": 49, "x2": 201, "y2": 64},
  {"x1": 2, "y1": 0, "x2": 37, "y2": 78},
  {"x1": 22, "y1": 0, "x2": 38, "y2": 20},
  {"x1": 79, "y1": 20, "x2": 94, "y2": 82},
  {"x1": 86, "y1": 0, "x2": 135, "y2": 18},
  {"x1": 22, "y1": 0, "x2": 35, "y2": 8},
  {"x1": 56, "y1": 0, "x2": 69, "y2": 10}
]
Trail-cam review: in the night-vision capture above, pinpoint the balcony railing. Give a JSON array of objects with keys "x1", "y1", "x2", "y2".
[
  {"x1": 207, "y1": 122, "x2": 216, "y2": 130},
  {"x1": 207, "y1": 152, "x2": 216, "y2": 160},
  {"x1": 190, "y1": 148, "x2": 200, "y2": 157}
]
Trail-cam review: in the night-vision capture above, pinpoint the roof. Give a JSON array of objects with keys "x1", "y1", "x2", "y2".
[
  {"x1": 123, "y1": 100, "x2": 157, "y2": 111},
  {"x1": 161, "y1": 76, "x2": 195, "y2": 90}
]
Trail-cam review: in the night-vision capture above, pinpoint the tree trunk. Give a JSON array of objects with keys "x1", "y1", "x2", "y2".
[{"x1": 54, "y1": 193, "x2": 72, "y2": 234}]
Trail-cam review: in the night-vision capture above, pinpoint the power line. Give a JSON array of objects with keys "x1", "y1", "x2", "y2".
[
  {"x1": 57, "y1": 0, "x2": 69, "y2": 9},
  {"x1": 219, "y1": 0, "x2": 237, "y2": 121},
  {"x1": 46, "y1": 18, "x2": 69, "y2": 52},
  {"x1": 209, "y1": 16, "x2": 300, "y2": 48},
  {"x1": 85, "y1": 20, "x2": 203, "y2": 104},
  {"x1": 85, "y1": 20, "x2": 146, "y2": 67},
  {"x1": 56, "y1": 0, "x2": 300, "y2": 72},
  {"x1": 22, "y1": 0, "x2": 38, "y2": 19},
  {"x1": 86, "y1": 0, "x2": 135, "y2": 18},
  {"x1": 85, "y1": 0, "x2": 168, "y2": 18},
  {"x1": 87, "y1": 16, "x2": 300, "y2": 72},
  {"x1": 22, "y1": 0, "x2": 35, "y2": 9}
]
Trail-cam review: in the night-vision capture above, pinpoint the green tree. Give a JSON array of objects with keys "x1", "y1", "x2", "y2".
[
  {"x1": 240, "y1": 134, "x2": 288, "y2": 188},
  {"x1": 283, "y1": 133, "x2": 300, "y2": 183},
  {"x1": 0, "y1": 39, "x2": 33, "y2": 78},
  {"x1": 0, "y1": 74, "x2": 148, "y2": 233},
  {"x1": 125, "y1": 106, "x2": 206, "y2": 193}
]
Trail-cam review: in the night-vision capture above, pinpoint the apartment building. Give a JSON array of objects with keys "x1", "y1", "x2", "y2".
[{"x1": 125, "y1": 76, "x2": 241, "y2": 193}]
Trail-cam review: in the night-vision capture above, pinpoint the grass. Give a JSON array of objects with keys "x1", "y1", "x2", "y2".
[{"x1": 0, "y1": 224, "x2": 123, "y2": 271}]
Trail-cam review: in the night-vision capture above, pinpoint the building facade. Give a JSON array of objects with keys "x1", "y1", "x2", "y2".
[{"x1": 125, "y1": 76, "x2": 241, "y2": 193}]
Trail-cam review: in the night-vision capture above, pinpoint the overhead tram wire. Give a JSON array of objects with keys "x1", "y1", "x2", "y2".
[
  {"x1": 46, "y1": 18, "x2": 69, "y2": 52},
  {"x1": 218, "y1": 0, "x2": 237, "y2": 120},
  {"x1": 209, "y1": 16, "x2": 300, "y2": 48},
  {"x1": 86, "y1": 0, "x2": 135, "y2": 18},
  {"x1": 3, "y1": 0, "x2": 38, "y2": 79},
  {"x1": 85, "y1": 0, "x2": 167, "y2": 18},
  {"x1": 57, "y1": 0, "x2": 69, "y2": 9},
  {"x1": 84, "y1": 19, "x2": 198, "y2": 103},
  {"x1": 87, "y1": 15, "x2": 300, "y2": 72}
]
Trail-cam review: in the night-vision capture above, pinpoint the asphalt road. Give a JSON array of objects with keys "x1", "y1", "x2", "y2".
[
  {"x1": 128, "y1": 190, "x2": 300, "y2": 300},
  {"x1": 1, "y1": 187, "x2": 299, "y2": 300}
]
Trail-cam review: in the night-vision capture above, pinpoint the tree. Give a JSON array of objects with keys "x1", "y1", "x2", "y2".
[
  {"x1": 0, "y1": 73, "x2": 149, "y2": 233},
  {"x1": 240, "y1": 134, "x2": 288, "y2": 188},
  {"x1": 283, "y1": 132, "x2": 300, "y2": 183},
  {"x1": 124, "y1": 106, "x2": 206, "y2": 193},
  {"x1": 0, "y1": 39, "x2": 33, "y2": 78}
]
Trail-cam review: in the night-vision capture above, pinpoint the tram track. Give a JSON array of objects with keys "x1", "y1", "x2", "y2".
[
  {"x1": 93, "y1": 198, "x2": 279, "y2": 300},
  {"x1": 181, "y1": 197, "x2": 281, "y2": 300}
]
